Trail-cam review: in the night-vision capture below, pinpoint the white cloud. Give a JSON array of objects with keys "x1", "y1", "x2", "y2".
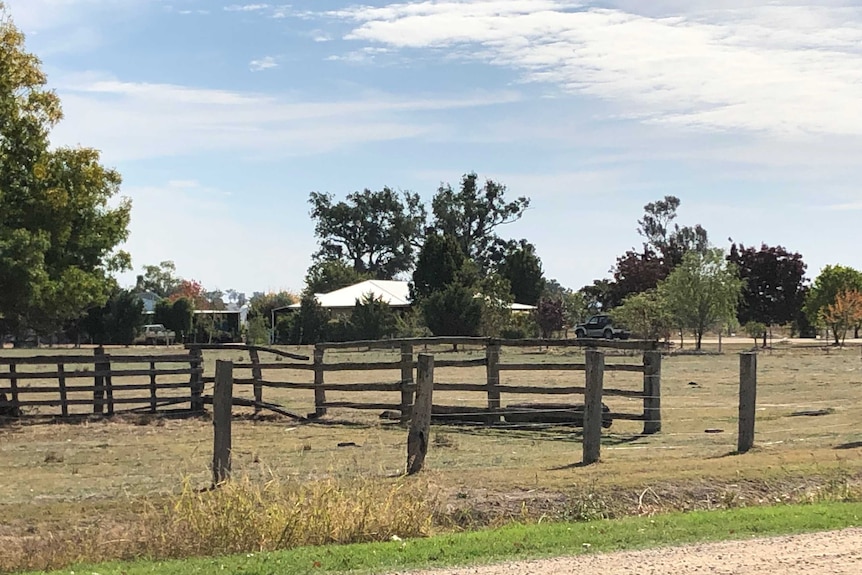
[
  {"x1": 249, "y1": 55, "x2": 278, "y2": 71},
  {"x1": 47, "y1": 74, "x2": 522, "y2": 162},
  {"x1": 224, "y1": 3, "x2": 270, "y2": 12},
  {"x1": 327, "y1": 0, "x2": 862, "y2": 137}
]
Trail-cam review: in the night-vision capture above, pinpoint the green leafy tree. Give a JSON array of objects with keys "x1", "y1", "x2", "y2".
[
  {"x1": 79, "y1": 289, "x2": 144, "y2": 345},
  {"x1": 350, "y1": 294, "x2": 398, "y2": 340},
  {"x1": 804, "y1": 265, "x2": 862, "y2": 344},
  {"x1": 659, "y1": 248, "x2": 743, "y2": 350},
  {"x1": 476, "y1": 272, "x2": 513, "y2": 337},
  {"x1": 309, "y1": 187, "x2": 425, "y2": 278},
  {"x1": 545, "y1": 279, "x2": 597, "y2": 330},
  {"x1": 431, "y1": 173, "x2": 529, "y2": 273},
  {"x1": 496, "y1": 240, "x2": 545, "y2": 305},
  {"x1": 247, "y1": 291, "x2": 297, "y2": 341},
  {"x1": 305, "y1": 260, "x2": 371, "y2": 294},
  {"x1": 743, "y1": 321, "x2": 768, "y2": 347},
  {"x1": 421, "y1": 283, "x2": 483, "y2": 337},
  {"x1": 291, "y1": 291, "x2": 330, "y2": 344},
  {"x1": 611, "y1": 289, "x2": 673, "y2": 341},
  {"x1": 0, "y1": 10, "x2": 132, "y2": 338},
  {"x1": 410, "y1": 233, "x2": 466, "y2": 301},
  {"x1": 154, "y1": 297, "x2": 194, "y2": 342},
  {"x1": 137, "y1": 261, "x2": 182, "y2": 298},
  {"x1": 637, "y1": 195, "x2": 709, "y2": 269}
]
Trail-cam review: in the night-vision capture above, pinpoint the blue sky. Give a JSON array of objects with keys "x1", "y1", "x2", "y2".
[{"x1": 8, "y1": 0, "x2": 862, "y2": 297}]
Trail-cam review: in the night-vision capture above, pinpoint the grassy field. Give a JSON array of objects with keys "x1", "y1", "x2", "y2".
[{"x1": 2, "y1": 340, "x2": 862, "y2": 571}]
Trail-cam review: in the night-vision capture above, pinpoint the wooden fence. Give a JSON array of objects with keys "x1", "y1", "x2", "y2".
[
  {"x1": 194, "y1": 337, "x2": 662, "y2": 434},
  {"x1": 0, "y1": 347, "x2": 204, "y2": 417}
]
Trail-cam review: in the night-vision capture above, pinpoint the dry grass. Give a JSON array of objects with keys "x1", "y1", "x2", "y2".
[{"x1": 2, "y1": 340, "x2": 862, "y2": 571}]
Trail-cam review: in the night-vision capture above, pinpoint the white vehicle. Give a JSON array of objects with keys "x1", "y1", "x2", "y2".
[{"x1": 135, "y1": 324, "x2": 176, "y2": 345}]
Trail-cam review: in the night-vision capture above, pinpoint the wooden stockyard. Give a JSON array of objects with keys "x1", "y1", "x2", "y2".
[{"x1": 0, "y1": 338, "x2": 661, "y2": 433}]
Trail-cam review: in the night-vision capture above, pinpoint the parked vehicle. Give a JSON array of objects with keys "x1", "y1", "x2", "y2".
[
  {"x1": 573, "y1": 314, "x2": 630, "y2": 340},
  {"x1": 135, "y1": 324, "x2": 176, "y2": 345}
]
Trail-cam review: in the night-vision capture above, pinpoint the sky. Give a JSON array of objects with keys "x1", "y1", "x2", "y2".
[{"x1": 6, "y1": 0, "x2": 862, "y2": 297}]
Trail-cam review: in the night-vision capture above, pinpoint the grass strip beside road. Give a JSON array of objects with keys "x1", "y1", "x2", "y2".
[{"x1": 30, "y1": 502, "x2": 862, "y2": 575}]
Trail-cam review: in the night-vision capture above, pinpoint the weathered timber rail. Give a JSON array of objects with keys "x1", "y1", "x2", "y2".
[{"x1": 188, "y1": 337, "x2": 662, "y2": 433}]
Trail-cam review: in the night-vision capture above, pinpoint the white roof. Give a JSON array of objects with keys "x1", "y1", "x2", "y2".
[
  {"x1": 288, "y1": 279, "x2": 538, "y2": 311},
  {"x1": 288, "y1": 280, "x2": 412, "y2": 309}
]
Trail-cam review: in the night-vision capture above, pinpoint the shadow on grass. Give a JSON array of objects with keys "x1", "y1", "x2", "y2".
[{"x1": 834, "y1": 441, "x2": 862, "y2": 450}]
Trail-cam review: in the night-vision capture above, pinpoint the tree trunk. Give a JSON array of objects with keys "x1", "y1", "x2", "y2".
[
  {"x1": 695, "y1": 330, "x2": 702, "y2": 351},
  {"x1": 762, "y1": 330, "x2": 767, "y2": 348},
  {"x1": 833, "y1": 326, "x2": 840, "y2": 346}
]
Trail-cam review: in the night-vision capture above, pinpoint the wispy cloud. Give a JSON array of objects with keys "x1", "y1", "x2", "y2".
[
  {"x1": 326, "y1": 0, "x2": 862, "y2": 137},
  {"x1": 224, "y1": 3, "x2": 270, "y2": 12},
  {"x1": 48, "y1": 74, "x2": 522, "y2": 162},
  {"x1": 249, "y1": 55, "x2": 278, "y2": 71}
]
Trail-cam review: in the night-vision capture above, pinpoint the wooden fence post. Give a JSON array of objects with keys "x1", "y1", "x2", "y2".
[
  {"x1": 407, "y1": 354, "x2": 434, "y2": 475},
  {"x1": 212, "y1": 360, "x2": 233, "y2": 485},
  {"x1": 149, "y1": 361, "x2": 158, "y2": 413},
  {"x1": 313, "y1": 346, "x2": 326, "y2": 418},
  {"x1": 93, "y1": 346, "x2": 108, "y2": 415},
  {"x1": 642, "y1": 350, "x2": 662, "y2": 434},
  {"x1": 399, "y1": 342, "x2": 414, "y2": 423},
  {"x1": 249, "y1": 348, "x2": 263, "y2": 414},
  {"x1": 583, "y1": 349, "x2": 605, "y2": 465},
  {"x1": 8, "y1": 362, "x2": 19, "y2": 416},
  {"x1": 485, "y1": 339, "x2": 501, "y2": 424},
  {"x1": 57, "y1": 363, "x2": 68, "y2": 417},
  {"x1": 738, "y1": 352, "x2": 757, "y2": 453},
  {"x1": 189, "y1": 347, "x2": 204, "y2": 413}
]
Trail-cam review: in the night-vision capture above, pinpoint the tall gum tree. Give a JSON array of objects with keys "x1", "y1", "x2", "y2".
[{"x1": 0, "y1": 5, "x2": 131, "y2": 337}]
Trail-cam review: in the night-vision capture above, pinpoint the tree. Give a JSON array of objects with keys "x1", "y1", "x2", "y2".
[
  {"x1": 0, "y1": 12, "x2": 132, "y2": 338},
  {"x1": 309, "y1": 187, "x2": 426, "y2": 278},
  {"x1": 350, "y1": 294, "x2": 398, "y2": 340},
  {"x1": 804, "y1": 265, "x2": 862, "y2": 344},
  {"x1": 535, "y1": 299, "x2": 564, "y2": 339},
  {"x1": 611, "y1": 289, "x2": 673, "y2": 341},
  {"x1": 637, "y1": 195, "x2": 708, "y2": 269},
  {"x1": 410, "y1": 232, "x2": 466, "y2": 301},
  {"x1": 421, "y1": 283, "x2": 483, "y2": 336},
  {"x1": 743, "y1": 321, "x2": 768, "y2": 348},
  {"x1": 431, "y1": 173, "x2": 529, "y2": 273},
  {"x1": 137, "y1": 261, "x2": 181, "y2": 298},
  {"x1": 820, "y1": 291, "x2": 862, "y2": 346},
  {"x1": 79, "y1": 288, "x2": 144, "y2": 345},
  {"x1": 606, "y1": 248, "x2": 669, "y2": 309},
  {"x1": 169, "y1": 279, "x2": 207, "y2": 308},
  {"x1": 247, "y1": 291, "x2": 297, "y2": 341},
  {"x1": 154, "y1": 297, "x2": 194, "y2": 342},
  {"x1": 728, "y1": 244, "x2": 808, "y2": 341},
  {"x1": 291, "y1": 291, "x2": 330, "y2": 344},
  {"x1": 659, "y1": 248, "x2": 743, "y2": 350},
  {"x1": 496, "y1": 240, "x2": 545, "y2": 305},
  {"x1": 305, "y1": 259, "x2": 371, "y2": 294}
]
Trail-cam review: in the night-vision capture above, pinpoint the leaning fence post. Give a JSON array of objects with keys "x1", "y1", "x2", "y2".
[
  {"x1": 248, "y1": 348, "x2": 263, "y2": 414},
  {"x1": 407, "y1": 353, "x2": 434, "y2": 475},
  {"x1": 313, "y1": 346, "x2": 326, "y2": 418},
  {"x1": 399, "y1": 342, "x2": 414, "y2": 423},
  {"x1": 485, "y1": 339, "x2": 501, "y2": 424},
  {"x1": 583, "y1": 349, "x2": 605, "y2": 465},
  {"x1": 212, "y1": 360, "x2": 234, "y2": 485},
  {"x1": 738, "y1": 352, "x2": 757, "y2": 453},
  {"x1": 642, "y1": 350, "x2": 662, "y2": 434}
]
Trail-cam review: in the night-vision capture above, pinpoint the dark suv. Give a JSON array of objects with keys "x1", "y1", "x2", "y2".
[{"x1": 574, "y1": 314, "x2": 630, "y2": 339}]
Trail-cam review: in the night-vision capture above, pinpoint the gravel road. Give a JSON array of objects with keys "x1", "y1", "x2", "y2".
[{"x1": 394, "y1": 528, "x2": 862, "y2": 575}]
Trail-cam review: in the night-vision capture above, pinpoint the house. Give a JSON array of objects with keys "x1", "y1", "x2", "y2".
[{"x1": 287, "y1": 280, "x2": 537, "y2": 313}]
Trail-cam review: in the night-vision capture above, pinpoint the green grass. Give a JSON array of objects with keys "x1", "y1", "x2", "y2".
[{"x1": 27, "y1": 502, "x2": 862, "y2": 575}]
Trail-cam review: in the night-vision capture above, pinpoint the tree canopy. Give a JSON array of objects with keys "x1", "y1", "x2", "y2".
[
  {"x1": 309, "y1": 187, "x2": 425, "y2": 279},
  {"x1": 431, "y1": 173, "x2": 530, "y2": 273},
  {"x1": 660, "y1": 248, "x2": 743, "y2": 350},
  {"x1": 496, "y1": 240, "x2": 545, "y2": 306},
  {"x1": 728, "y1": 243, "x2": 807, "y2": 328},
  {"x1": 0, "y1": 9, "x2": 131, "y2": 336},
  {"x1": 804, "y1": 265, "x2": 862, "y2": 344}
]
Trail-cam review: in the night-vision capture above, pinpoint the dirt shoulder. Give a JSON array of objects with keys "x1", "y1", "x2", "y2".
[{"x1": 392, "y1": 528, "x2": 862, "y2": 575}]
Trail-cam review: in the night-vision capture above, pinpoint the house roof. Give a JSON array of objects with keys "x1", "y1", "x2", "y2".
[
  {"x1": 288, "y1": 280, "x2": 412, "y2": 309},
  {"x1": 288, "y1": 279, "x2": 539, "y2": 311}
]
